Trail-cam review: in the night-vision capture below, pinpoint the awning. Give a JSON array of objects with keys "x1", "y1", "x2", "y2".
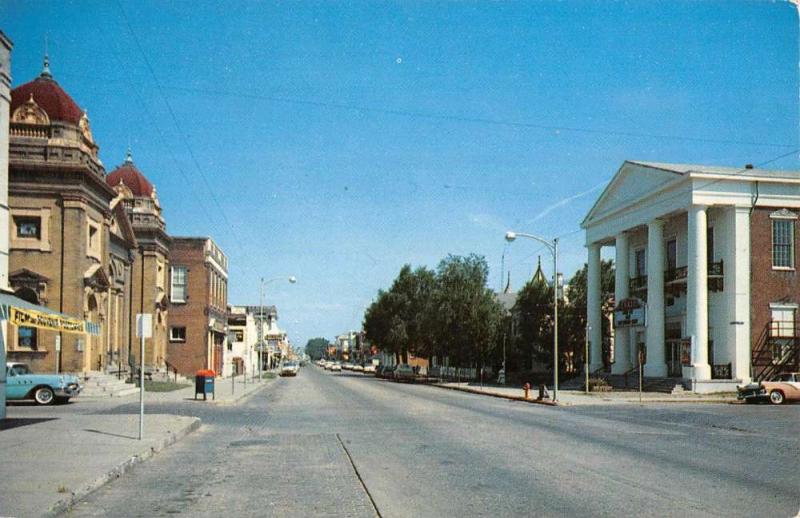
[{"x1": 0, "y1": 292, "x2": 100, "y2": 336}]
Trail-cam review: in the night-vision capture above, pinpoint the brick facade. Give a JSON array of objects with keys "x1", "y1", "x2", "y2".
[
  {"x1": 749, "y1": 207, "x2": 800, "y2": 354},
  {"x1": 167, "y1": 237, "x2": 228, "y2": 376}
]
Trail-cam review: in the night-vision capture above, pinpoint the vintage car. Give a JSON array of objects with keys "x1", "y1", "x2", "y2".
[
  {"x1": 737, "y1": 373, "x2": 800, "y2": 405},
  {"x1": 5, "y1": 362, "x2": 82, "y2": 405}
]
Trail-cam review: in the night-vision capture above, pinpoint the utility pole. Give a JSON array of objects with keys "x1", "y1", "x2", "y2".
[
  {"x1": 585, "y1": 324, "x2": 591, "y2": 394},
  {"x1": 258, "y1": 278, "x2": 264, "y2": 383}
]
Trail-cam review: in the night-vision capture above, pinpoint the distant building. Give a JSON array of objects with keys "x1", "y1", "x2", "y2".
[{"x1": 168, "y1": 237, "x2": 228, "y2": 376}]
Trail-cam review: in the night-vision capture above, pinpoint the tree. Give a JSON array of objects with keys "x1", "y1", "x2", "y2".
[
  {"x1": 561, "y1": 259, "x2": 615, "y2": 372},
  {"x1": 430, "y1": 254, "x2": 505, "y2": 368},
  {"x1": 363, "y1": 265, "x2": 437, "y2": 363},
  {"x1": 304, "y1": 337, "x2": 329, "y2": 360},
  {"x1": 512, "y1": 272, "x2": 553, "y2": 371}
]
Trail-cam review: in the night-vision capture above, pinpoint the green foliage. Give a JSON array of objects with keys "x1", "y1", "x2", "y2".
[
  {"x1": 304, "y1": 337, "x2": 330, "y2": 360},
  {"x1": 363, "y1": 255, "x2": 504, "y2": 367}
]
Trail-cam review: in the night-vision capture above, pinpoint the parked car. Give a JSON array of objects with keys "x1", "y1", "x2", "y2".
[
  {"x1": 738, "y1": 373, "x2": 800, "y2": 404},
  {"x1": 280, "y1": 361, "x2": 299, "y2": 377},
  {"x1": 394, "y1": 364, "x2": 417, "y2": 382},
  {"x1": 330, "y1": 362, "x2": 342, "y2": 372},
  {"x1": 352, "y1": 364, "x2": 364, "y2": 373},
  {"x1": 363, "y1": 364, "x2": 377, "y2": 374},
  {"x1": 380, "y1": 365, "x2": 397, "y2": 380},
  {"x1": 5, "y1": 362, "x2": 82, "y2": 405}
]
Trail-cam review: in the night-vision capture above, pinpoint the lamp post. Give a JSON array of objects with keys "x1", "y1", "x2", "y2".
[
  {"x1": 505, "y1": 230, "x2": 560, "y2": 402},
  {"x1": 258, "y1": 276, "x2": 297, "y2": 382}
]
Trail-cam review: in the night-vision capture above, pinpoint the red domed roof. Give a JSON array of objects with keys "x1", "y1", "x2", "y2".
[
  {"x1": 11, "y1": 75, "x2": 83, "y2": 125},
  {"x1": 107, "y1": 159, "x2": 154, "y2": 197}
]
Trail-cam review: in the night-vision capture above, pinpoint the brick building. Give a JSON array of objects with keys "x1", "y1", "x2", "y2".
[
  {"x1": 168, "y1": 237, "x2": 228, "y2": 376},
  {"x1": 107, "y1": 152, "x2": 171, "y2": 372},
  {"x1": 6, "y1": 57, "x2": 133, "y2": 374},
  {"x1": 583, "y1": 161, "x2": 800, "y2": 392}
]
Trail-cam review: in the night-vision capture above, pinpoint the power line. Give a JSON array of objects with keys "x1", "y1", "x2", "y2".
[
  {"x1": 114, "y1": 0, "x2": 249, "y2": 256},
  {"x1": 164, "y1": 84, "x2": 796, "y2": 149}
]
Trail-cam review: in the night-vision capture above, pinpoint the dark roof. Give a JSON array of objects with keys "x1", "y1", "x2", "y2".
[
  {"x1": 11, "y1": 76, "x2": 83, "y2": 125},
  {"x1": 107, "y1": 162, "x2": 154, "y2": 197}
]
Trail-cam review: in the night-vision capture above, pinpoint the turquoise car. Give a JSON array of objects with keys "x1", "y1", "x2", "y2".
[{"x1": 5, "y1": 362, "x2": 82, "y2": 405}]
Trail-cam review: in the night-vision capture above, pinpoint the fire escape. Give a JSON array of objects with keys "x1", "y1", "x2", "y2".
[{"x1": 752, "y1": 320, "x2": 800, "y2": 382}]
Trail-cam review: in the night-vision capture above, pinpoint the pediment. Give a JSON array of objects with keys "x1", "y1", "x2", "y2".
[
  {"x1": 84, "y1": 264, "x2": 111, "y2": 290},
  {"x1": 582, "y1": 161, "x2": 684, "y2": 227},
  {"x1": 10, "y1": 268, "x2": 50, "y2": 282}
]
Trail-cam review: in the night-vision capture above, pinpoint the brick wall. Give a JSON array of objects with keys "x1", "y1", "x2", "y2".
[
  {"x1": 750, "y1": 207, "x2": 800, "y2": 353},
  {"x1": 168, "y1": 239, "x2": 210, "y2": 376}
]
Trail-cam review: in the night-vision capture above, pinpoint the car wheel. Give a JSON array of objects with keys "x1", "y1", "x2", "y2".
[
  {"x1": 34, "y1": 386, "x2": 55, "y2": 405},
  {"x1": 769, "y1": 390, "x2": 785, "y2": 405}
]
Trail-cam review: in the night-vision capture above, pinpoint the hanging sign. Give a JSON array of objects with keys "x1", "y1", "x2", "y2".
[
  {"x1": 9, "y1": 307, "x2": 86, "y2": 334},
  {"x1": 613, "y1": 298, "x2": 646, "y2": 328}
]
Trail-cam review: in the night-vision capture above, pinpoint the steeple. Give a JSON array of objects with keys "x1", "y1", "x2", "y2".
[
  {"x1": 124, "y1": 146, "x2": 133, "y2": 164},
  {"x1": 532, "y1": 256, "x2": 548, "y2": 286},
  {"x1": 40, "y1": 53, "x2": 52, "y2": 79}
]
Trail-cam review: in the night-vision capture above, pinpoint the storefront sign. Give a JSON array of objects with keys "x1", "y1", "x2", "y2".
[
  {"x1": 9, "y1": 307, "x2": 86, "y2": 334},
  {"x1": 614, "y1": 298, "x2": 646, "y2": 328}
]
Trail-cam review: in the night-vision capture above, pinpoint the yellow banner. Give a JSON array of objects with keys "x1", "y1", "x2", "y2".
[{"x1": 10, "y1": 307, "x2": 86, "y2": 334}]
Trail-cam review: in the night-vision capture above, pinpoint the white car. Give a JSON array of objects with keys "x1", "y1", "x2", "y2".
[
  {"x1": 280, "y1": 361, "x2": 299, "y2": 377},
  {"x1": 330, "y1": 362, "x2": 342, "y2": 372},
  {"x1": 352, "y1": 364, "x2": 364, "y2": 373},
  {"x1": 363, "y1": 364, "x2": 377, "y2": 374}
]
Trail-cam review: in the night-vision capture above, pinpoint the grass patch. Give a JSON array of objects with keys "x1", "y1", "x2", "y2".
[
  {"x1": 136, "y1": 380, "x2": 191, "y2": 392},
  {"x1": 262, "y1": 372, "x2": 277, "y2": 380}
]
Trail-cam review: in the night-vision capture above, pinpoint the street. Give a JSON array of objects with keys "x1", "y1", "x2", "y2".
[{"x1": 54, "y1": 366, "x2": 799, "y2": 517}]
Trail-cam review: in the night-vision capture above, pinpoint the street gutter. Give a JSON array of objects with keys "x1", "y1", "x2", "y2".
[{"x1": 430, "y1": 383, "x2": 559, "y2": 406}]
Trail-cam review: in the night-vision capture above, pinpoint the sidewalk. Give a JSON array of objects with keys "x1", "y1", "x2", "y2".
[
  {"x1": 432, "y1": 382, "x2": 738, "y2": 406},
  {"x1": 145, "y1": 374, "x2": 277, "y2": 407},
  {"x1": 101, "y1": 372, "x2": 275, "y2": 406},
  {"x1": 0, "y1": 413, "x2": 200, "y2": 517}
]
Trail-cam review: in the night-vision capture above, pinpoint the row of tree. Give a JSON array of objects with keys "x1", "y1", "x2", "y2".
[{"x1": 362, "y1": 253, "x2": 615, "y2": 376}]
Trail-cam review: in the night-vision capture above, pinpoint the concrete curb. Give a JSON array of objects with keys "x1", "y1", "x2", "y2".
[
  {"x1": 431, "y1": 383, "x2": 558, "y2": 406},
  {"x1": 44, "y1": 417, "x2": 202, "y2": 517}
]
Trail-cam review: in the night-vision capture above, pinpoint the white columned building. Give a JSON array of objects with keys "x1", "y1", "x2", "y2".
[{"x1": 583, "y1": 161, "x2": 800, "y2": 393}]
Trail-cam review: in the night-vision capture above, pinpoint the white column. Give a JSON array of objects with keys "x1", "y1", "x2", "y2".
[
  {"x1": 726, "y1": 206, "x2": 751, "y2": 382},
  {"x1": 612, "y1": 232, "x2": 630, "y2": 373},
  {"x1": 587, "y1": 243, "x2": 603, "y2": 371},
  {"x1": 645, "y1": 219, "x2": 667, "y2": 377},
  {"x1": 686, "y1": 205, "x2": 711, "y2": 380}
]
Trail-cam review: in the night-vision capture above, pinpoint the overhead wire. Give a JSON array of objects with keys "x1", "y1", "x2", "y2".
[{"x1": 113, "y1": 0, "x2": 251, "y2": 260}]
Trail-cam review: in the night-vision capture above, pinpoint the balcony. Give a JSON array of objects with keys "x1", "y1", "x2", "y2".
[
  {"x1": 628, "y1": 275, "x2": 648, "y2": 298},
  {"x1": 664, "y1": 260, "x2": 723, "y2": 294}
]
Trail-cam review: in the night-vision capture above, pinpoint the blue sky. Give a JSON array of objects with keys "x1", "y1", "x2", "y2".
[{"x1": 4, "y1": 1, "x2": 798, "y2": 347}]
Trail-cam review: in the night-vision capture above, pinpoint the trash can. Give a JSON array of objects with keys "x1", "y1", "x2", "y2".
[{"x1": 195, "y1": 369, "x2": 216, "y2": 400}]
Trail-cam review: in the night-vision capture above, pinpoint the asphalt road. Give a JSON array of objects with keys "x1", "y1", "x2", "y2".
[{"x1": 64, "y1": 366, "x2": 799, "y2": 517}]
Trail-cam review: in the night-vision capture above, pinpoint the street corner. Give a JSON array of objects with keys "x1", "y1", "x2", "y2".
[{"x1": 0, "y1": 413, "x2": 202, "y2": 518}]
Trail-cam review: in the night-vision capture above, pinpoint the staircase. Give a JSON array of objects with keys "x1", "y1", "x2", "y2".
[
  {"x1": 752, "y1": 321, "x2": 800, "y2": 382},
  {"x1": 80, "y1": 371, "x2": 139, "y2": 398}
]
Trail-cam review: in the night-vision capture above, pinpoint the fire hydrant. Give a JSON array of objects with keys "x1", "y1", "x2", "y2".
[{"x1": 523, "y1": 382, "x2": 531, "y2": 400}]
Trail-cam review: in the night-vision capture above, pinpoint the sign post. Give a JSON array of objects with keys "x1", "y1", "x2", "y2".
[
  {"x1": 54, "y1": 334, "x2": 61, "y2": 374},
  {"x1": 136, "y1": 314, "x2": 152, "y2": 440}
]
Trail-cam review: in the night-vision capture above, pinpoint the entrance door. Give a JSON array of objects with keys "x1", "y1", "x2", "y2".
[{"x1": 665, "y1": 321, "x2": 682, "y2": 377}]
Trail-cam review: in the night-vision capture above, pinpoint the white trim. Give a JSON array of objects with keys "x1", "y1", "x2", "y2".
[{"x1": 769, "y1": 302, "x2": 799, "y2": 309}]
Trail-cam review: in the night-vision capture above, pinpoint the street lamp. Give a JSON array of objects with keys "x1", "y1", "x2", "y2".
[
  {"x1": 258, "y1": 276, "x2": 297, "y2": 382},
  {"x1": 505, "y1": 230, "x2": 560, "y2": 402}
]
